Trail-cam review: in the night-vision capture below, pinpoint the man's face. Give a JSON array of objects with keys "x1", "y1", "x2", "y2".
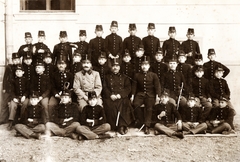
[
  {"x1": 169, "y1": 61, "x2": 178, "y2": 70},
  {"x1": 73, "y1": 56, "x2": 81, "y2": 63},
  {"x1": 25, "y1": 37, "x2": 33, "y2": 44},
  {"x1": 195, "y1": 59, "x2": 203, "y2": 65},
  {"x1": 82, "y1": 61, "x2": 92, "y2": 71},
  {"x1": 35, "y1": 65, "x2": 45, "y2": 74},
  {"x1": 136, "y1": 50, "x2": 144, "y2": 57},
  {"x1": 129, "y1": 29, "x2": 137, "y2": 36},
  {"x1": 30, "y1": 98, "x2": 39, "y2": 106},
  {"x1": 187, "y1": 100, "x2": 196, "y2": 108},
  {"x1": 187, "y1": 33, "x2": 194, "y2": 40},
  {"x1": 160, "y1": 95, "x2": 169, "y2": 104},
  {"x1": 38, "y1": 36, "x2": 45, "y2": 43},
  {"x1": 57, "y1": 63, "x2": 67, "y2": 71},
  {"x1": 12, "y1": 58, "x2": 21, "y2": 65},
  {"x1": 214, "y1": 71, "x2": 224, "y2": 79},
  {"x1": 111, "y1": 65, "x2": 120, "y2": 74},
  {"x1": 79, "y1": 36, "x2": 86, "y2": 42},
  {"x1": 195, "y1": 71, "x2": 204, "y2": 78},
  {"x1": 178, "y1": 56, "x2": 186, "y2": 63},
  {"x1": 44, "y1": 57, "x2": 52, "y2": 64},
  {"x1": 147, "y1": 29, "x2": 155, "y2": 36},
  {"x1": 95, "y1": 30, "x2": 103, "y2": 37},
  {"x1": 88, "y1": 98, "x2": 97, "y2": 106},
  {"x1": 168, "y1": 32, "x2": 176, "y2": 39},
  {"x1": 219, "y1": 100, "x2": 228, "y2": 108},
  {"x1": 110, "y1": 27, "x2": 118, "y2": 33},
  {"x1": 141, "y1": 63, "x2": 150, "y2": 72},
  {"x1": 155, "y1": 54, "x2": 163, "y2": 62},
  {"x1": 98, "y1": 58, "x2": 107, "y2": 65},
  {"x1": 24, "y1": 58, "x2": 32, "y2": 65},
  {"x1": 59, "y1": 37, "x2": 68, "y2": 43},
  {"x1": 123, "y1": 56, "x2": 131, "y2": 63},
  {"x1": 15, "y1": 70, "x2": 24, "y2": 78},
  {"x1": 208, "y1": 54, "x2": 216, "y2": 61},
  {"x1": 61, "y1": 95, "x2": 71, "y2": 104}
]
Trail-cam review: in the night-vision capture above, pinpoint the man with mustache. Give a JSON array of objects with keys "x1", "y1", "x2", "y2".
[{"x1": 73, "y1": 55, "x2": 102, "y2": 112}]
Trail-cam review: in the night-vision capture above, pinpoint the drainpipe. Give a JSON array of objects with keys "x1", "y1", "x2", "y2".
[{"x1": 5, "y1": 0, "x2": 13, "y2": 64}]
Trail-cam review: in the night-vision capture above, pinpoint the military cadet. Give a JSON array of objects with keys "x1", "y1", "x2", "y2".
[
  {"x1": 70, "y1": 50, "x2": 82, "y2": 75},
  {"x1": 153, "y1": 90, "x2": 184, "y2": 139},
  {"x1": 203, "y1": 48, "x2": 230, "y2": 80},
  {"x1": 73, "y1": 55, "x2": 103, "y2": 111},
  {"x1": 206, "y1": 96, "x2": 235, "y2": 134},
  {"x1": 180, "y1": 28, "x2": 200, "y2": 66},
  {"x1": 15, "y1": 92, "x2": 45, "y2": 139},
  {"x1": 53, "y1": 31, "x2": 73, "y2": 67},
  {"x1": 93, "y1": 52, "x2": 110, "y2": 84},
  {"x1": 105, "y1": 20, "x2": 123, "y2": 67},
  {"x1": 103, "y1": 58, "x2": 134, "y2": 134},
  {"x1": 22, "y1": 52, "x2": 35, "y2": 83},
  {"x1": 122, "y1": 23, "x2": 142, "y2": 63},
  {"x1": 181, "y1": 95, "x2": 207, "y2": 135},
  {"x1": 120, "y1": 49, "x2": 134, "y2": 81},
  {"x1": 0, "y1": 53, "x2": 21, "y2": 124},
  {"x1": 18, "y1": 32, "x2": 34, "y2": 59},
  {"x1": 30, "y1": 61, "x2": 51, "y2": 122},
  {"x1": 142, "y1": 23, "x2": 160, "y2": 64},
  {"x1": 209, "y1": 66, "x2": 235, "y2": 112},
  {"x1": 49, "y1": 59, "x2": 73, "y2": 121},
  {"x1": 88, "y1": 25, "x2": 105, "y2": 67},
  {"x1": 191, "y1": 53, "x2": 204, "y2": 77},
  {"x1": 46, "y1": 89, "x2": 80, "y2": 139},
  {"x1": 176, "y1": 50, "x2": 192, "y2": 94},
  {"x1": 8, "y1": 65, "x2": 29, "y2": 130},
  {"x1": 190, "y1": 65, "x2": 212, "y2": 121},
  {"x1": 133, "y1": 44, "x2": 146, "y2": 74},
  {"x1": 150, "y1": 48, "x2": 168, "y2": 88},
  {"x1": 162, "y1": 56, "x2": 187, "y2": 114},
  {"x1": 32, "y1": 30, "x2": 51, "y2": 65},
  {"x1": 76, "y1": 91, "x2": 111, "y2": 140},
  {"x1": 131, "y1": 56, "x2": 161, "y2": 134},
  {"x1": 162, "y1": 26, "x2": 181, "y2": 63},
  {"x1": 72, "y1": 30, "x2": 89, "y2": 57},
  {"x1": 43, "y1": 51, "x2": 57, "y2": 79}
]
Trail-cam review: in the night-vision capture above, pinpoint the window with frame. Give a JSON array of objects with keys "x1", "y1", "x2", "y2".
[{"x1": 20, "y1": 0, "x2": 75, "y2": 11}]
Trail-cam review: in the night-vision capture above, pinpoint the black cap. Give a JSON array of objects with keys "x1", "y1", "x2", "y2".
[
  {"x1": 16, "y1": 65, "x2": 24, "y2": 71},
  {"x1": 155, "y1": 47, "x2": 163, "y2": 55},
  {"x1": 161, "y1": 89, "x2": 170, "y2": 97},
  {"x1": 95, "y1": 25, "x2": 103, "y2": 31},
  {"x1": 99, "y1": 52, "x2": 107, "y2": 59},
  {"x1": 88, "y1": 91, "x2": 97, "y2": 100},
  {"x1": 169, "y1": 26, "x2": 176, "y2": 32},
  {"x1": 147, "y1": 23, "x2": 155, "y2": 29},
  {"x1": 35, "y1": 61, "x2": 45, "y2": 67},
  {"x1": 23, "y1": 52, "x2": 32, "y2": 60},
  {"x1": 61, "y1": 89, "x2": 71, "y2": 97},
  {"x1": 73, "y1": 50, "x2": 81, "y2": 57},
  {"x1": 123, "y1": 49, "x2": 130, "y2": 57},
  {"x1": 112, "y1": 58, "x2": 120, "y2": 66},
  {"x1": 141, "y1": 56, "x2": 150, "y2": 65},
  {"x1": 219, "y1": 95, "x2": 229, "y2": 102},
  {"x1": 12, "y1": 52, "x2": 20, "y2": 59},
  {"x1": 195, "y1": 65, "x2": 204, "y2": 72},
  {"x1": 137, "y1": 44, "x2": 144, "y2": 51},
  {"x1": 187, "y1": 28, "x2": 194, "y2": 34},
  {"x1": 25, "y1": 32, "x2": 32, "y2": 38},
  {"x1": 82, "y1": 54, "x2": 91, "y2": 63},
  {"x1": 38, "y1": 30, "x2": 45, "y2": 37},
  {"x1": 79, "y1": 30, "x2": 87, "y2": 36},
  {"x1": 129, "y1": 23, "x2": 136, "y2": 30},
  {"x1": 168, "y1": 55, "x2": 178, "y2": 63},
  {"x1": 178, "y1": 50, "x2": 186, "y2": 57},
  {"x1": 59, "y1": 31, "x2": 67, "y2": 38},
  {"x1": 188, "y1": 94, "x2": 196, "y2": 101},
  {"x1": 111, "y1": 21, "x2": 118, "y2": 27},
  {"x1": 31, "y1": 91, "x2": 39, "y2": 98},
  {"x1": 194, "y1": 53, "x2": 203, "y2": 60},
  {"x1": 208, "y1": 48, "x2": 216, "y2": 56},
  {"x1": 44, "y1": 51, "x2": 52, "y2": 58},
  {"x1": 215, "y1": 65, "x2": 224, "y2": 72},
  {"x1": 57, "y1": 59, "x2": 66, "y2": 64}
]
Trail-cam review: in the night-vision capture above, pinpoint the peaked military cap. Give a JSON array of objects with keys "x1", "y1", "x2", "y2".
[
  {"x1": 16, "y1": 65, "x2": 24, "y2": 71},
  {"x1": 178, "y1": 50, "x2": 186, "y2": 57},
  {"x1": 129, "y1": 23, "x2": 136, "y2": 30},
  {"x1": 44, "y1": 51, "x2": 52, "y2": 58},
  {"x1": 195, "y1": 65, "x2": 204, "y2": 72},
  {"x1": 161, "y1": 89, "x2": 170, "y2": 97},
  {"x1": 25, "y1": 32, "x2": 32, "y2": 38},
  {"x1": 12, "y1": 52, "x2": 20, "y2": 59},
  {"x1": 147, "y1": 23, "x2": 155, "y2": 29},
  {"x1": 73, "y1": 50, "x2": 81, "y2": 57},
  {"x1": 59, "y1": 31, "x2": 67, "y2": 38},
  {"x1": 82, "y1": 54, "x2": 91, "y2": 63},
  {"x1": 38, "y1": 30, "x2": 45, "y2": 37},
  {"x1": 88, "y1": 91, "x2": 97, "y2": 100},
  {"x1": 187, "y1": 28, "x2": 194, "y2": 34},
  {"x1": 219, "y1": 95, "x2": 229, "y2": 102},
  {"x1": 111, "y1": 21, "x2": 118, "y2": 27},
  {"x1": 168, "y1": 55, "x2": 178, "y2": 63},
  {"x1": 194, "y1": 53, "x2": 203, "y2": 60},
  {"x1": 31, "y1": 91, "x2": 39, "y2": 98},
  {"x1": 215, "y1": 65, "x2": 224, "y2": 72},
  {"x1": 208, "y1": 48, "x2": 216, "y2": 56},
  {"x1": 123, "y1": 49, "x2": 130, "y2": 57},
  {"x1": 35, "y1": 60, "x2": 45, "y2": 67},
  {"x1": 141, "y1": 56, "x2": 150, "y2": 65},
  {"x1": 169, "y1": 26, "x2": 176, "y2": 32},
  {"x1": 137, "y1": 44, "x2": 144, "y2": 51},
  {"x1": 112, "y1": 58, "x2": 120, "y2": 66},
  {"x1": 99, "y1": 52, "x2": 107, "y2": 58},
  {"x1": 79, "y1": 30, "x2": 87, "y2": 36},
  {"x1": 95, "y1": 25, "x2": 103, "y2": 31},
  {"x1": 61, "y1": 89, "x2": 71, "y2": 97}
]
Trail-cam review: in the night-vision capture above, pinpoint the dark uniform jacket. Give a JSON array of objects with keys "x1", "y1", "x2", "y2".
[
  {"x1": 51, "y1": 70, "x2": 73, "y2": 96},
  {"x1": 53, "y1": 102, "x2": 79, "y2": 127},
  {"x1": 53, "y1": 42, "x2": 73, "y2": 66},
  {"x1": 132, "y1": 71, "x2": 161, "y2": 97},
  {"x1": 122, "y1": 35, "x2": 142, "y2": 61},
  {"x1": 10, "y1": 76, "x2": 29, "y2": 99},
  {"x1": 162, "y1": 38, "x2": 181, "y2": 62},
  {"x1": 80, "y1": 105, "x2": 107, "y2": 127},
  {"x1": 203, "y1": 61, "x2": 230, "y2": 80},
  {"x1": 162, "y1": 70, "x2": 187, "y2": 99},
  {"x1": 105, "y1": 33, "x2": 122, "y2": 57},
  {"x1": 120, "y1": 62, "x2": 134, "y2": 81},
  {"x1": 176, "y1": 63, "x2": 192, "y2": 91},
  {"x1": 30, "y1": 73, "x2": 51, "y2": 98},
  {"x1": 88, "y1": 37, "x2": 105, "y2": 67},
  {"x1": 33, "y1": 42, "x2": 51, "y2": 64},
  {"x1": 72, "y1": 41, "x2": 89, "y2": 55},
  {"x1": 3, "y1": 64, "x2": 18, "y2": 93},
  {"x1": 181, "y1": 106, "x2": 203, "y2": 123},
  {"x1": 208, "y1": 106, "x2": 235, "y2": 129},
  {"x1": 44, "y1": 63, "x2": 57, "y2": 78},
  {"x1": 133, "y1": 56, "x2": 144, "y2": 74},
  {"x1": 150, "y1": 62, "x2": 168, "y2": 87},
  {"x1": 180, "y1": 40, "x2": 200, "y2": 65},
  {"x1": 190, "y1": 76, "x2": 211, "y2": 98},
  {"x1": 142, "y1": 35, "x2": 160, "y2": 62},
  {"x1": 18, "y1": 43, "x2": 34, "y2": 59},
  {"x1": 152, "y1": 102, "x2": 181, "y2": 125},
  {"x1": 209, "y1": 77, "x2": 230, "y2": 100},
  {"x1": 21, "y1": 104, "x2": 45, "y2": 126},
  {"x1": 93, "y1": 63, "x2": 110, "y2": 84},
  {"x1": 23, "y1": 63, "x2": 35, "y2": 82},
  {"x1": 70, "y1": 62, "x2": 83, "y2": 75}
]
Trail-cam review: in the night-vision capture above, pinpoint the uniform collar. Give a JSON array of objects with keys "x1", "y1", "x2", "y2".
[{"x1": 82, "y1": 69, "x2": 92, "y2": 75}]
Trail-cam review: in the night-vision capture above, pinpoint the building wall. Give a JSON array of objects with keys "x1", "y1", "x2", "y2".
[{"x1": 1, "y1": 0, "x2": 240, "y2": 112}]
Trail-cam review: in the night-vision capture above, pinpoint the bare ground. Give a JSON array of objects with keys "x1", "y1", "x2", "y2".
[{"x1": 0, "y1": 116, "x2": 240, "y2": 162}]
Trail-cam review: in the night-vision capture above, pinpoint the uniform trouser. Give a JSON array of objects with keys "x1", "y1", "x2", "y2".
[
  {"x1": 154, "y1": 123, "x2": 177, "y2": 137},
  {"x1": 77, "y1": 97, "x2": 103, "y2": 112},
  {"x1": 211, "y1": 122, "x2": 232, "y2": 134},
  {"x1": 9, "y1": 99, "x2": 29, "y2": 121},
  {"x1": 48, "y1": 97, "x2": 60, "y2": 121},
  {"x1": 133, "y1": 94, "x2": 155, "y2": 127},
  {"x1": 169, "y1": 96, "x2": 187, "y2": 114},
  {"x1": 0, "y1": 92, "x2": 12, "y2": 124},
  {"x1": 182, "y1": 122, "x2": 207, "y2": 134},
  {"x1": 76, "y1": 123, "x2": 111, "y2": 140},
  {"x1": 15, "y1": 123, "x2": 45, "y2": 139},
  {"x1": 212, "y1": 99, "x2": 236, "y2": 115},
  {"x1": 195, "y1": 97, "x2": 212, "y2": 121},
  {"x1": 45, "y1": 122, "x2": 80, "y2": 136},
  {"x1": 40, "y1": 97, "x2": 49, "y2": 122}
]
